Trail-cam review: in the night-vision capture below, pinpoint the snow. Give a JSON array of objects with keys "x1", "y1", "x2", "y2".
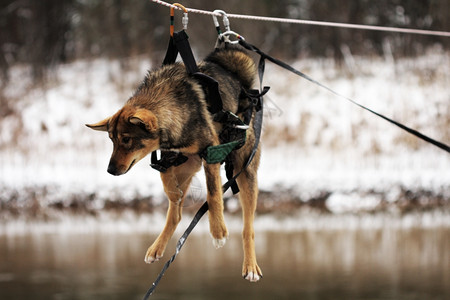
[
  {"x1": 0, "y1": 49, "x2": 449, "y2": 229},
  {"x1": 326, "y1": 192, "x2": 381, "y2": 213},
  {"x1": 258, "y1": 51, "x2": 450, "y2": 197}
]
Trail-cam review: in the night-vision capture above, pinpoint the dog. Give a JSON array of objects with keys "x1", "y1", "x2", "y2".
[{"x1": 86, "y1": 47, "x2": 262, "y2": 282}]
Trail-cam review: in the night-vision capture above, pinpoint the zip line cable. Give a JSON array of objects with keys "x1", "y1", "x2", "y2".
[{"x1": 151, "y1": 0, "x2": 450, "y2": 37}]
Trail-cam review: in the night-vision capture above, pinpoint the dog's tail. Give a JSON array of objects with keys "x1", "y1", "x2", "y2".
[{"x1": 205, "y1": 47, "x2": 256, "y2": 89}]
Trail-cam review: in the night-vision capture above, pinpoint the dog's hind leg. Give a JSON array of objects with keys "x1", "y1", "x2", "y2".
[
  {"x1": 144, "y1": 155, "x2": 201, "y2": 264},
  {"x1": 236, "y1": 153, "x2": 262, "y2": 282},
  {"x1": 203, "y1": 162, "x2": 229, "y2": 248}
]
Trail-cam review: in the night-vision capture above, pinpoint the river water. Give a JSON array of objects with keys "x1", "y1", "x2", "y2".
[{"x1": 0, "y1": 218, "x2": 449, "y2": 300}]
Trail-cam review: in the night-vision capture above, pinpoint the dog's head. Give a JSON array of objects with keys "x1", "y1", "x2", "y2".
[{"x1": 86, "y1": 105, "x2": 159, "y2": 176}]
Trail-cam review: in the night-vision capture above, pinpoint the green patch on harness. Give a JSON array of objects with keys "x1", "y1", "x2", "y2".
[
  {"x1": 202, "y1": 110, "x2": 249, "y2": 164},
  {"x1": 203, "y1": 136, "x2": 246, "y2": 164}
]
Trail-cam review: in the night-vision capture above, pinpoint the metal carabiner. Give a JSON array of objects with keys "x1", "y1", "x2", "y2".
[
  {"x1": 219, "y1": 30, "x2": 245, "y2": 45},
  {"x1": 212, "y1": 10, "x2": 230, "y2": 35},
  {"x1": 170, "y1": 3, "x2": 188, "y2": 37}
]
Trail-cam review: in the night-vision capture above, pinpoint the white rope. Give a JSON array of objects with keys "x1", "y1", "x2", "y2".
[{"x1": 151, "y1": 0, "x2": 450, "y2": 37}]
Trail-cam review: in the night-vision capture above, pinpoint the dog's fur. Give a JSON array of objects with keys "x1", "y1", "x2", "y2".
[{"x1": 86, "y1": 47, "x2": 262, "y2": 282}]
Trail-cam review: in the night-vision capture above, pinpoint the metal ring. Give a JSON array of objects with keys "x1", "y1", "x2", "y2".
[{"x1": 220, "y1": 30, "x2": 245, "y2": 44}]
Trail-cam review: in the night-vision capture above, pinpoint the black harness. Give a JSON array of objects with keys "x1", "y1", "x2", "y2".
[{"x1": 150, "y1": 29, "x2": 267, "y2": 194}]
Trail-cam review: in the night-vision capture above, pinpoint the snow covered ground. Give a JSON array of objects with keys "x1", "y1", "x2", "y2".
[{"x1": 0, "y1": 48, "x2": 449, "y2": 231}]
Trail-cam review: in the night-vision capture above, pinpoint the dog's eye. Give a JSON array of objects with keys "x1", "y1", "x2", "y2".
[{"x1": 122, "y1": 137, "x2": 131, "y2": 144}]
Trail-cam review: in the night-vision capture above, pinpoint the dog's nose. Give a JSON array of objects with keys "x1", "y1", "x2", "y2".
[{"x1": 107, "y1": 163, "x2": 119, "y2": 176}]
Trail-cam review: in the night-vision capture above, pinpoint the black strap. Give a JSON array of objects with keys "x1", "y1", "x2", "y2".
[
  {"x1": 221, "y1": 89, "x2": 268, "y2": 194},
  {"x1": 171, "y1": 31, "x2": 224, "y2": 114},
  {"x1": 172, "y1": 31, "x2": 199, "y2": 74},
  {"x1": 192, "y1": 72, "x2": 223, "y2": 114},
  {"x1": 225, "y1": 155, "x2": 239, "y2": 194},
  {"x1": 142, "y1": 201, "x2": 209, "y2": 299},
  {"x1": 238, "y1": 39, "x2": 450, "y2": 154},
  {"x1": 221, "y1": 47, "x2": 269, "y2": 194},
  {"x1": 162, "y1": 31, "x2": 199, "y2": 75},
  {"x1": 162, "y1": 36, "x2": 178, "y2": 66},
  {"x1": 152, "y1": 30, "x2": 225, "y2": 172},
  {"x1": 150, "y1": 151, "x2": 188, "y2": 173}
]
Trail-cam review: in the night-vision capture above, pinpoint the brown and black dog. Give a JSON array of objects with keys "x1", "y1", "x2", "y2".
[{"x1": 86, "y1": 47, "x2": 262, "y2": 282}]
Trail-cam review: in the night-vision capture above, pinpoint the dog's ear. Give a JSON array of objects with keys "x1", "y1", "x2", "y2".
[
  {"x1": 129, "y1": 109, "x2": 158, "y2": 133},
  {"x1": 86, "y1": 117, "x2": 110, "y2": 132}
]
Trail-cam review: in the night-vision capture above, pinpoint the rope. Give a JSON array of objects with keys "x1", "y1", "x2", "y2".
[
  {"x1": 151, "y1": 0, "x2": 450, "y2": 37},
  {"x1": 238, "y1": 38, "x2": 450, "y2": 154}
]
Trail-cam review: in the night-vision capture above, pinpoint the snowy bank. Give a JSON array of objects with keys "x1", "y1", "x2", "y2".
[{"x1": 0, "y1": 50, "x2": 449, "y2": 222}]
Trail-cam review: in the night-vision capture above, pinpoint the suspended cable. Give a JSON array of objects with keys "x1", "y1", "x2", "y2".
[{"x1": 150, "y1": 0, "x2": 450, "y2": 37}]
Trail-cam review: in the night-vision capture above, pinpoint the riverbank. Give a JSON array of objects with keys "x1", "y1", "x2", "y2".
[{"x1": 1, "y1": 51, "x2": 449, "y2": 235}]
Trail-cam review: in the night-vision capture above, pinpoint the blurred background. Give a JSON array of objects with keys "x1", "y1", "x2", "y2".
[
  {"x1": 0, "y1": 0, "x2": 449, "y2": 85},
  {"x1": 0, "y1": 1, "x2": 449, "y2": 299}
]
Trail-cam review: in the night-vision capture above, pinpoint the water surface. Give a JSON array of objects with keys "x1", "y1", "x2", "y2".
[{"x1": 0, "y1": 225, "x2": 448, "y2": 299}]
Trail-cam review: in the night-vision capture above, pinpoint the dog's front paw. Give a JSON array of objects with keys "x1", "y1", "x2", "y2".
[
  {"x1": 212, "y1": 236, "x2": 228, "y2": 249},
  {"x1": 209, "y1": 220, "x2": 228, "y2": 249},
  {"x1": 144, "y1": 253, "x2": 162, "y2": 264},
  {"x1": 144, "y1": 244, "x2": 164, "y2": 264},
  {"x1": 244, "y1": 271, "x2": 261, "y2": 282},
  {"x1": 243, "y1": 263, "x2": 263, "y2": 282}
]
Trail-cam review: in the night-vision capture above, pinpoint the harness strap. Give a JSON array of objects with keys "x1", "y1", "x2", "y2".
[
  {"x1": 239, "y1": 38, "x2": 450, "y2": 154},
  {"x1": 152, "y1": 30, "x2": 226, "y2": 172},
  {"x1": 222, "y1": 88, "x2": 267, "y2": 193},
  {"x1": 172, "y1": 31, "x2": 199, "y2": 74},
  {"x1": 142, "y1": 200, "x2": 209, "y2": 300},
  {"x1": 150, "y1": 151, "x2": 188, "y2": 173},
  {"x1": 192, "y1": 72, "x2": 223, "y2": 114},
  {"x1": 162, "y1": 35, "x2": 178, "y2": 66},
  {"x1": 163, "y1": 30, "x2": 224, "y2": 116}
]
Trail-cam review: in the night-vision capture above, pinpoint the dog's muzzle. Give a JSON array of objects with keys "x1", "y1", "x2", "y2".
[{"x1": 107, "y1": 159, "x2": 136, "y2": 176}]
